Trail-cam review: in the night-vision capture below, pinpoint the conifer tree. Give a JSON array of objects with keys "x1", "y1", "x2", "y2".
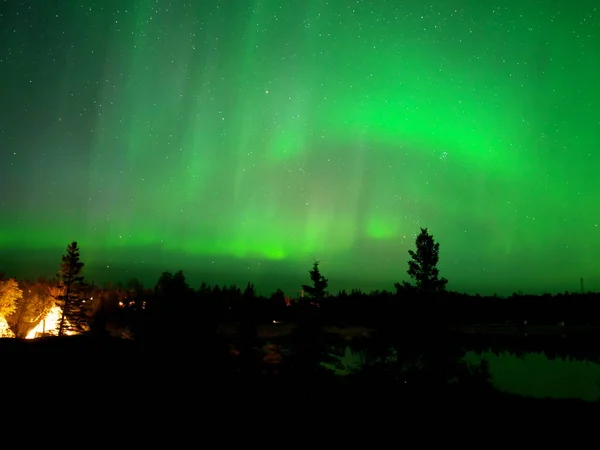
[
  {"x1": 57, "y1": 241, "x2": 87, "y2": 336},
  {"x1": 301, "y1": 261, "x2": 328, "y2": 302},
  {"x1": 286, "y1": 261, "x2": 338, "y2": 377},
  {"x1": 407, "y1": 228, "x2": 448, "y2": 292}
]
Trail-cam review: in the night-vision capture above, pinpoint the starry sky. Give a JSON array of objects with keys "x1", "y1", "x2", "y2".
[{"x1": 0, "y1": 0, "x2": 599, "y2": 296}]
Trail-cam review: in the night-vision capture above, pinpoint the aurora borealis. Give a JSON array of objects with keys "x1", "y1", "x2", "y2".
[{"x1": 1, "y1": 0, "x2": 598, "y2": 295}]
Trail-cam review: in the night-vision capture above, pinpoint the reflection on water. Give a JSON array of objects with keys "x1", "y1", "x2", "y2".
[
  {"x1": 328, "y1": 346, "x2": 365, "y2": 375},
  {"x1": 465, "y1": 351, "x2": 600, "y2": 402},
  {"x1": 331, "y1": 347, "x2": 600, "y2": 401}
]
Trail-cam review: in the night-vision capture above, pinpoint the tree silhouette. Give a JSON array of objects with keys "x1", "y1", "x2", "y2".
[
  {"x1": 89, "y1": 307, "x2": 109, "y2": 338},
  {"x1": 406, "y1": 228, "x2": 448, "y2": 292},
  {"x1": 301, "y1": 261, "x2": 328, "y2": 302},
  {"x1": 57, "y1": 241, "x2": 86, "y2": 336},
  {"x1": 237, "y1": 282, "x2": 259, "y2": 375},
  {"x1": 288, "y1": 261, "x2": 338, "y2": 378},
  {"x1": 242, "y1": 282, "x2": 255, "y2": 300}
]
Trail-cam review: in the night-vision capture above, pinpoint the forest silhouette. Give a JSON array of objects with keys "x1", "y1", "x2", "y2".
[{"x1": 1, "y1": 227, "x2": 599, "y2": 415}]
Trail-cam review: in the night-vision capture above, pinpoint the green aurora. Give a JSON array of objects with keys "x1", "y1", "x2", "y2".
[{"x1": 0, "y1": 0, "x2": 598, "y2": 295}]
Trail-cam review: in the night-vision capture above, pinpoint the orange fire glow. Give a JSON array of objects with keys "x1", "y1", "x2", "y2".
[{"x1": 25, "y1": 305, "x2": 74, "y2": 339}]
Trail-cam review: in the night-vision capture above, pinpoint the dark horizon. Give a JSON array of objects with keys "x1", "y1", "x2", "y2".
[{"x1": 0, "y1": 246, "x2": 594, "y2": 298}]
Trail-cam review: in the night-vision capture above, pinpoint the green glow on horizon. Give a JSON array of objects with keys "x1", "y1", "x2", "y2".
[{"x1": 0, "y1": 0, "x2": 599, "y2": 295}]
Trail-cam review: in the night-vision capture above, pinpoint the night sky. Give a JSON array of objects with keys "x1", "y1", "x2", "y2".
[{"x1": 1, "y1": 1, "x2": 598, "y2": 296}]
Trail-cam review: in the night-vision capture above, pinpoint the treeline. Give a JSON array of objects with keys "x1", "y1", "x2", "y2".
[
  {"x1": 5, "y1": 231, "x2": 600, "y2": 411},
  {"x1": 1, "y1": 228, "x2": 599, "y2": 341},
  {"x1": 5, "y1": 272, "x2": 600, "y2": 339}
]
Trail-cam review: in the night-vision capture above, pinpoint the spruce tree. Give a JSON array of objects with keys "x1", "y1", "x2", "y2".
[
  {"x1": 301, "y1": 261, "x2": 328, "y2": 302},
  {"x1": 407, "y1": 228, "x2": 448, "y2": 292},
  {"x1": 57, "y1": 241, "x2": 87, "y2": 336},
  {"x1": 286, "y1": 261, "x2": 338, "y2": 378}
]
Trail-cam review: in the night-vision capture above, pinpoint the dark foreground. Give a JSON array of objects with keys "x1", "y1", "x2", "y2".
[{"x1": 4, "y1": 336, "x2": 598, "y2": 409}]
